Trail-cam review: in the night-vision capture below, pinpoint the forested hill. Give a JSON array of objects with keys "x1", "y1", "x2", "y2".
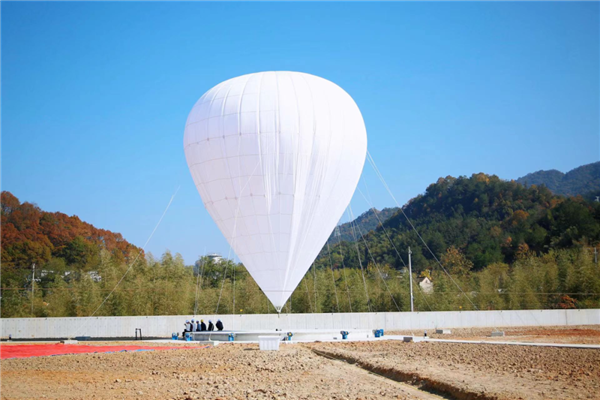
[
  {"x1": 2, "y1": 178, "x2": 599, "y2": 318},
  {"x1": 1, "y1": 191, "x2": 142, "y2": 278},
  {"x1": 316, "y1": 173, "x2": 600, "y2": 272},
  {"x1": 327, "y1": 207, "x2": 399, "y2": 244},
  {"x1": 516, "y1": 162, "x2": 600, "y2": 197}
]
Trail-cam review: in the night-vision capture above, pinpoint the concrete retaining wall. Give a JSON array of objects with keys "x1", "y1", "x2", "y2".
[{"x1": 2, "y1": 309, "x2": 599, "y2": 339}]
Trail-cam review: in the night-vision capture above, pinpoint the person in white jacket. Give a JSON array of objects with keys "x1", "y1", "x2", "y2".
[{"x1": 182, "y1": 320, "x2": 192, "y2": 337}]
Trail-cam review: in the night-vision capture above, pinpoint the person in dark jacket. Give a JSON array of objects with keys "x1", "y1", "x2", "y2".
[
  {"x1": 216, "y1": 319, "x2": 224, "y2": 331},
  {"x1": 207, "y1": 320, "x2": 214, "y2": 331},
  {"x1": 199, "y1": 319, "x2": 207, "y2": 331}
]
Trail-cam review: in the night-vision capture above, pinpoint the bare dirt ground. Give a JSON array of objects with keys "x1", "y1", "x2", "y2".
[
  {"x1": 388, "y1": 325, "x2": 600, "y2": 344},
  {"x1": 308, "y1": 340, "x2": 600, "y2": 400},
  {"x1": 1, "y1": 326, "x2": 599, "y2": 400},
  {"x1": 1, "y1": 343, "x2": 442, "y2": 400}
]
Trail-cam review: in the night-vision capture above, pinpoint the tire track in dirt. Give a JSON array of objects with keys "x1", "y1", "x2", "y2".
[
  {"x1": 310, "y1": 348, "x2": 500, "y2": 400},
  {"x1": 311, "y1": 348, "x2": 453, "y2": 400}
]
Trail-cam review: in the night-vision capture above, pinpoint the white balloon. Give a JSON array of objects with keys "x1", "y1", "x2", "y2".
[{"x1": 184, "y1": 71, "x2": 367, "y2": 311}]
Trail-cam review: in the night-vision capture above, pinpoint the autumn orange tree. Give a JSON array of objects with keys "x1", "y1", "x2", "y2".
[{"x1": 1, "y1": 191, "x2": 141, "y2": 275}]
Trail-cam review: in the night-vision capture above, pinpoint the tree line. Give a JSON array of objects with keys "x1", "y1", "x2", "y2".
[
  {"x1": 1, "y1": 246, "x2": 598, "y2": 318},
  {"x1": 1, "y1": 171, "x2": 599, "y2": 318}
]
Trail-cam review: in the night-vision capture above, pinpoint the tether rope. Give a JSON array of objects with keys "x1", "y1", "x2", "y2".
[
  {"x1": 336, "y1": 231, "x2": 353, "y2": 312},
  {"x1": 356, "y1": 186, "x2": 433, "y2": 312},
  {"x1": 304, "y1": 277, "x2": 314, "y2": 313},
  {"x1": 326, "y1": 242, "x2": 341, "y2": 313},
  {"x1": 365, "y1": 151, "x2": 479, "y2": 310},
  {"x1": 312, "y1": 263, "x2": 319, "y2": 312},
  {"x1": 232, "y1": 257, "x2": 236, "y2": 315},
  {"x1": 348, "y1": 204, "x2": 401, "y2": 312},
  {"x1": 365, "y1": 151, "x2": 541, "y2": 330},
  {"x1": 346, "y1": 208, "x2": 372, "y2": 312},
  {"x1": 89, "y1": 186, "x2": 180, "y2": 318},
  {"x1": 73, "y1": 185, "x2": 180, "y2": 338}
]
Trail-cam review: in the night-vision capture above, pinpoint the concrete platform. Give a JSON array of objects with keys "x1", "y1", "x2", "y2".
[
  {"x1": 189, "y1": 329, "x2": 375, "y2": 342},
  {"x1": 146, "y1": 334, "x2": 600, "y2": 349}
]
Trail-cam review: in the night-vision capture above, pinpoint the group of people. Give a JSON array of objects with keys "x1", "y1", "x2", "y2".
[{"x1": 182, "y1": 319, "x2": 224, "y2": 336}]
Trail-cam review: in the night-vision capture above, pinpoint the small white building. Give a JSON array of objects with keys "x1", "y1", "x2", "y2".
[
  {"x1": 88, "y1": 271, "x2": 102, "y2": 282},
  {"x1": 207, "y1": 253, "x2": 223, "y2": 264},
  {"x1": 419, "y1": 277, "x2": 433, "y2": 294}
]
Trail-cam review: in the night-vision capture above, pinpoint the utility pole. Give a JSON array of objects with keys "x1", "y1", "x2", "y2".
[
  {"x1": 408, "y1": 247, "x2": 414, "y2": 312},
  {"x1": 31, "y1": 263, "x2": 36, "y2": 315}
]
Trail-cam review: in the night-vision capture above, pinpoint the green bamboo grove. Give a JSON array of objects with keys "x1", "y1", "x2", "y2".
[{"x1": 1, "y1": 247, "x2": 598, "y2": 318}]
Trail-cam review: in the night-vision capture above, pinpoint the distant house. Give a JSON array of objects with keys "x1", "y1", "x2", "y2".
[
  {"x1": 419, "y1": 277, "x2": 433, "y2": 294},
  {"x1": 88, "y1": 271, "x2": 102, "y2": 282},
  {"x1": 37, "y1": 270, "x2": 101, "y2": 282},
  {"x1": 207, "y1": 253, "x2": 223, "y2": 264}
]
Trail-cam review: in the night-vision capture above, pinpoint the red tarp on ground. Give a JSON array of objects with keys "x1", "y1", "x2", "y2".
[{"x1": 0, "y1": 344, "x2": 202, "y2": 359}]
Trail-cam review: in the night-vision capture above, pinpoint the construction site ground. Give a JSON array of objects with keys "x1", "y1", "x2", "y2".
[
  {"x1": 1, "y1": 325, "x2": 599, "y2": 400},
  {"x1": 388, "y1": 324, "x2": 600, "y2": 344}
]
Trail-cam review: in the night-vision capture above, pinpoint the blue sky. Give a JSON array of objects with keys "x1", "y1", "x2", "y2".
[{"x1": 2, "y1": 2, "x2": 598, "y2": 265}]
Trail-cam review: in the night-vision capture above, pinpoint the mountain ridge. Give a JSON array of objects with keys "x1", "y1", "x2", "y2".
[
  {"x1": 516, "y1": 161, "x2": 600, "y2": 197},
  {"x1": 328, "y1": 207, "x2": 399, "y2": 244},
  {"x1": 316, "y1": 172, "x2": 600, "y2": 272}
]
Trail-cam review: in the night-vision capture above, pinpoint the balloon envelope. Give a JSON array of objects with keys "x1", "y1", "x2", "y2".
[{"x1": 184, "y1": 71, "x2": 367, "y2": 311}]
